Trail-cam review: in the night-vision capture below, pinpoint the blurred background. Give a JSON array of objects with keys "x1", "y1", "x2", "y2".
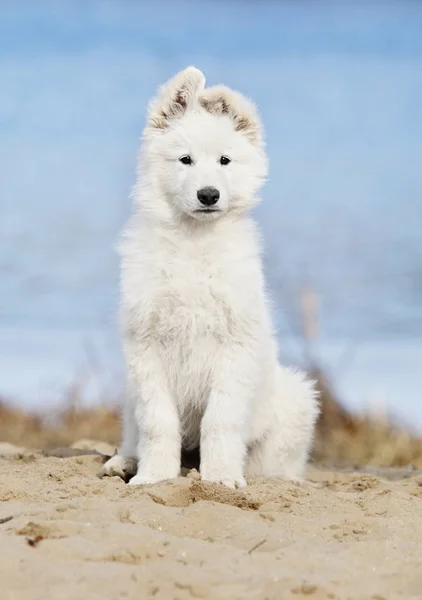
[{"x1": 1, "y1": 1, "x2": 421, "y2": 461}]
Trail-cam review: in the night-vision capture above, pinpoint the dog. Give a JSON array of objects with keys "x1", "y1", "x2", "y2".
[{"x1": 100, "y1": 67, "x2": 319, "y2": 488}]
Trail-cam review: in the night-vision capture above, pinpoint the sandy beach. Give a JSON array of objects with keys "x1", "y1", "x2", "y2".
[{"x1": 0, "y1": 441, "x2": 421, "y2": 600}]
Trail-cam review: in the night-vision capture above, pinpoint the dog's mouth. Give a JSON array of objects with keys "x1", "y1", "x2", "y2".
[{"x1": 190, "y1": 207, "x2": 223, "y2": 221}]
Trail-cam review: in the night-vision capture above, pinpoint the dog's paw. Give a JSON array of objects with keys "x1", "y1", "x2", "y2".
[
  {"x1": 219, "y1": 476, "x2": 247, "y2": 490},
  {"x1": 127, "y1": 461, "x2": 180, "y2": 486},
  {"x1": 127, "y1": 474, "x2": 161, "y2": 486},
  {"x1": 201, "y1": 469, "x2": 247, "y2": 489},
  {"x1": 127, "y1": 472, "x2": 178, "y2": 486},
  {"x1": 97, "y1": 454, "x2": 137, "y2": 482}
]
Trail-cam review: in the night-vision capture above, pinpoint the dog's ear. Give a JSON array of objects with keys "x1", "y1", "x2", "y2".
[
  {"x1": 199, "y1": 85, "x2": 263, "y2": 146},
  {"x1": 146, "y1": 66, "x2": 206, "y2": 131}
]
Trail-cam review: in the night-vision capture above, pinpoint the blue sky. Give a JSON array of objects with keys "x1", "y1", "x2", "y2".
[{"x1": 2, "y1": 1, "x2": 422, "y2": 58}]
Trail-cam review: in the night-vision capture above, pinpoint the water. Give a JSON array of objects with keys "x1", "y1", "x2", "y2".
[{"x1": 1, "y1": 1, "x2": 422, "y2": 426}]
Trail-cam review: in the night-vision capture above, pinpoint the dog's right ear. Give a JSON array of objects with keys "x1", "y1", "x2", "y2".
[{"x1": 146, "y1": 67, "x2": 205, "y2": 132}]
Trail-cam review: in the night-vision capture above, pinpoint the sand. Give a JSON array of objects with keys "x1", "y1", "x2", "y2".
[{"x1": 1, "y1": 441, "x2": 422, "y2": 600}]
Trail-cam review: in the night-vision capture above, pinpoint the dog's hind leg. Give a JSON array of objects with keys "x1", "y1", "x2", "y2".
[
  {"x1": 246, "y1": 432, "x2": 309, "y2": 481},
  {"x1": 245, "y1": 367, "x2": 319, "y2": 481}
]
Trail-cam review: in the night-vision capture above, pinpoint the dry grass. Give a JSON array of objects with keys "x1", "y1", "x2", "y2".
[
  {"x1": 0, "y1": 397, "x2": 121, "y2": 450},
  {"x1": 312, "y1": 370, "x2": 422, "y2": 467},
  {"x1": 1, "y1": 371, "x2": 421, "y2": 467}
]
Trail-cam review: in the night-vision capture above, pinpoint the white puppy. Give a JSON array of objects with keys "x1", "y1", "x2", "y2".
[{"x1": 101, "y1": 67, "x2": 319, "y2": 488}]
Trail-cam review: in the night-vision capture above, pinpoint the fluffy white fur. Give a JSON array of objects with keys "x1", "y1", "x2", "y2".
[{"x1": 100, "y1": 67, "x2": 320, "y2": 488}]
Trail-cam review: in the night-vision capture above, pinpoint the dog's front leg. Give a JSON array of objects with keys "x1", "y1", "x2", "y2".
[
  {"x1": 200, "y1": 345, "x2": 257, "y2": 489},
  {"x1": 127, "y1": 342, "x2": 181, "y2": 485}
]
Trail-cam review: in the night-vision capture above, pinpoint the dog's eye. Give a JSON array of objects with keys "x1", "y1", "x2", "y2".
[
  {"x1": 219, "y1": 155, "x2": 231, "y2": 165},
  {"x1": 179, "y1": 155, "x2": 192, "y2": 165}
]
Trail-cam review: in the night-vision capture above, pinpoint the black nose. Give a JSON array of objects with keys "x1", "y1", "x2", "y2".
[{"x1": 197, "y1": 186, "x2": 220, "y2": 206}]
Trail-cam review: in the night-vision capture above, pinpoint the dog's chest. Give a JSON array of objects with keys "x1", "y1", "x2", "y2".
[{"x1": 151, "y1": 252, "x2": 234, "y2": 344}]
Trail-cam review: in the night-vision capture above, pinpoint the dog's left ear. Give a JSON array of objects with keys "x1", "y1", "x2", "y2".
[
  {"x1": 199, "y1": 85, "x2": 263, "y2": 146},
  {"x1": 146, "y1": 66, "x2": 206, "y2": 132}
]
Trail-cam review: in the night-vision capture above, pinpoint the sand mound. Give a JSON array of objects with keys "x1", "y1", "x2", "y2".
[{"x1": 0, "y1": 446, "x2": 421, "y2": 599}]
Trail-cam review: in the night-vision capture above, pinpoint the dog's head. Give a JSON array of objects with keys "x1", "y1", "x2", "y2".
[{"x1": 139, "y1": 67, "x2": 268, "y2": 222}]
